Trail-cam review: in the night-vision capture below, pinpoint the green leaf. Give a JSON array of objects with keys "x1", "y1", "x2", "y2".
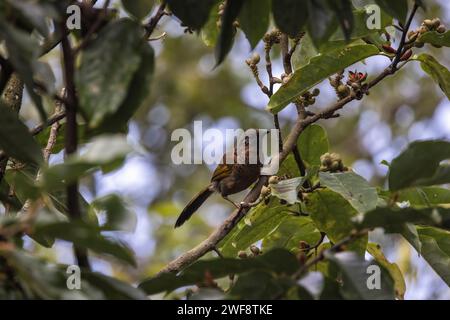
[
  {"x1": 167, "y1": 0, "x2": 217, "y2": 30},
  {"x1": 328, "y1": 8, "x2": 392, "y2": 42},
  {"x1": 388, "y1": 140, "x2": 450, "y2": 191},
  {"x1": 91, "y1": 194, "x2": 137, "y2": 232},
  {"x1": 319, "y1": 171, "x2": 378, "y2": 213},
  {"x1": 41, "y1": 134, "x2": 132, "y2": 190},
  {"x1": 6, "y1": 0, "x2": 59, "y2": 37},
  {"x1": 416, "y1": 226, "x2": 450, "y2": 286},
  {"x1": 0, "y1": 21, "x2": 46, "y2": 121},
  {"x1": 267, "y1": 44, "x2": 380, "y2": 113},
  {"x1": 76, "y1": 19, "x2": 143, "y2": 128},
  {"x1": 83, "y1": 272, "x2": 147, "y2": 300},
  {"x1": 215, "y1": 0, "x2": 244, "y2": 66},
  {"x1": 239, "y1": 0, "x2": 269, "y2": 49},
  {"x1": 358, "y1": 207, "x2": 450, "y2": 232},
  {"x1": 416, "y1": 54, "x2": 450, "y2": 100},
  {"x1": 34, "y1": 220, "x2": 136, "y2": 267},
  {"x1": 325, "y1": 251, "x2": 395, "y2": 300},
  {"x1": 94, "y1": 43, "x2": 155, "y2": 133},
  {"x1": 326, "y1": 0, "x2": 354, "y2": 42},
  {"x1": 305, "y1": 189, "x2": 367, "y2": 254},
  {"x1": 229, "y1": 271, "x2": 294, "y2": 299},
  {"x1": 201, "y1": 2, "x2": 221, "y2": 47},
  {"x1": 0, "y1": 102, "x2": 43, "y2": 165},
  {"x1": 396, "y1": 187, "x2": 450, "y2": 207},
  {"x1": 262, "y1": 216, "x2": 321, "y2": 253},
  {"x1": 367, "y1": 243, "x2": 406, "y2": 299},
  {"x1": 375, "y1": 0, "x2": 408, "y2": 23},
  {"x1": 298, "y1": 124, "x2": 329, "y2": 166},
  {"x1": 219, "y1": 197, "x2": 293, "y2": 257},
  {"x1": 307, "y1": 0, "x2": 337, "y2": 48},
  {"x1": 271, "y1": 0, "x2": 308, "y2": 38},
  {"x1": 121, "y1": 0, "x2": 154, "y2": 20},
  {"x1": 418, "y1": 31, "x2": 450, "y2": 47},
  {"x1": 138, "y1": 248, "x2": 297, "y2": 295}
]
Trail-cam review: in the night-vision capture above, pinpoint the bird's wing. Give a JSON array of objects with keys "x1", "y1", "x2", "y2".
[{"x1": 211, "y1": 163, "x2": 233, "y2": 182}]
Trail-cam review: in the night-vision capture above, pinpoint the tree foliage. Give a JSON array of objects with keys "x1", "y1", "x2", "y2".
[{"x1": 0, "y1": 0, "x2": 449, "y2": 300}]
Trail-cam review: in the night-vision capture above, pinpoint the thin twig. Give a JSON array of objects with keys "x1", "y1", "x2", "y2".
[
  {"x1": 61, "y1": 25, "x2": 91, "y2": 271},
  {"x1": 391, "y1": 3, "x2": 419, "y2": 70},
  {"x1": 144, "y1": 2, "x2": 168, "y2": 39},
  {"x1": 73, "y1": 0, "x2": 111, "y2": 55},
  {"x1": 293, "y1": 229, "x2": 369, "y2": 279}
]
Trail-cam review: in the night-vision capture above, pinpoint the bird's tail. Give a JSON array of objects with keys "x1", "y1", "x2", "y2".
[{"x1": 175, "y1": 186, "x2": 214, "y2": 228}]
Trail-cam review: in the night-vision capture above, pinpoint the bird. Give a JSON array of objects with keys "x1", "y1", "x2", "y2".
[{"x1": 174, "y1": 129, "x2": 268, "y2": 228}]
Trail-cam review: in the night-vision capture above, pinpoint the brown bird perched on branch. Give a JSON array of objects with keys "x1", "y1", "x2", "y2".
[{"x1": 175, "y1": 129, "x2": 269, "y2": 228}]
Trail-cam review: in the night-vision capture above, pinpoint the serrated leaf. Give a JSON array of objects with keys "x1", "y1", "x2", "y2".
[{"x1": 267, "y1": 44, "x2": 380, "y2": 113}]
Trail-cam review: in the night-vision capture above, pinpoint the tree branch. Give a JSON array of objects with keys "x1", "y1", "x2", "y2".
[
  {"x1": 61, "y1": 26, "x2": 91, "y2": 270},
  {"x1": 157, "y1": 51, "x2": 412, "y2": 275},
  {"x1": 144, "y1": 2, "x2": 168, "y2": 39}
]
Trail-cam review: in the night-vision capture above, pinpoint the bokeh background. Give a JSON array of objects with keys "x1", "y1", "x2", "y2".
[{"x1": 15, "y1": 0, "x2": 450, "y2": 299}]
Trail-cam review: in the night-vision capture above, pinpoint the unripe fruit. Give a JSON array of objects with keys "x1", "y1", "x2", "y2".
[
  {"x1": 437, "y1": 25, "x2": 446, "y2": 34},
  {"x1": 251, "y1": 52, "x2": 260, "y2": 64},
  {"x1": 423, "y1": 19, "x2": 434, "y2": 29},
  {"x1": 331, "y1": 160, "x2": 341, "y2": 172},
  {"x1": 250, "y1": 245, "x2": 260, "y2": 255},
  {"x1": 337, "y1": 84, "x2": 350, "y2": 96},
  {"x1": 432, "y1": 18, "x2": 441, "y2": 29},
  {"x1": 269, "y1": 175, "x2": 280, "y2": 184},
  {"x1": 312, "y1": 88, "x2": 320, "y2": 96},
  {"x1": 407, "y1": 30, "x2": 418, "y2": 40},
  {"x1": 299, "y1": 241, "x2": 310, "y2": 250},
  {"x1": 238, "y1": 251, "x2": 248, "y2": 259},
  {"x1": 261, "y1": 185, "x2": 271, "y2": 196},
  {"x1": 320, "y1": 153, "x2": 332, "y2": 166},
  {"x1": 418, "y1": 26, "x2": 428, "y2": 34}
]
